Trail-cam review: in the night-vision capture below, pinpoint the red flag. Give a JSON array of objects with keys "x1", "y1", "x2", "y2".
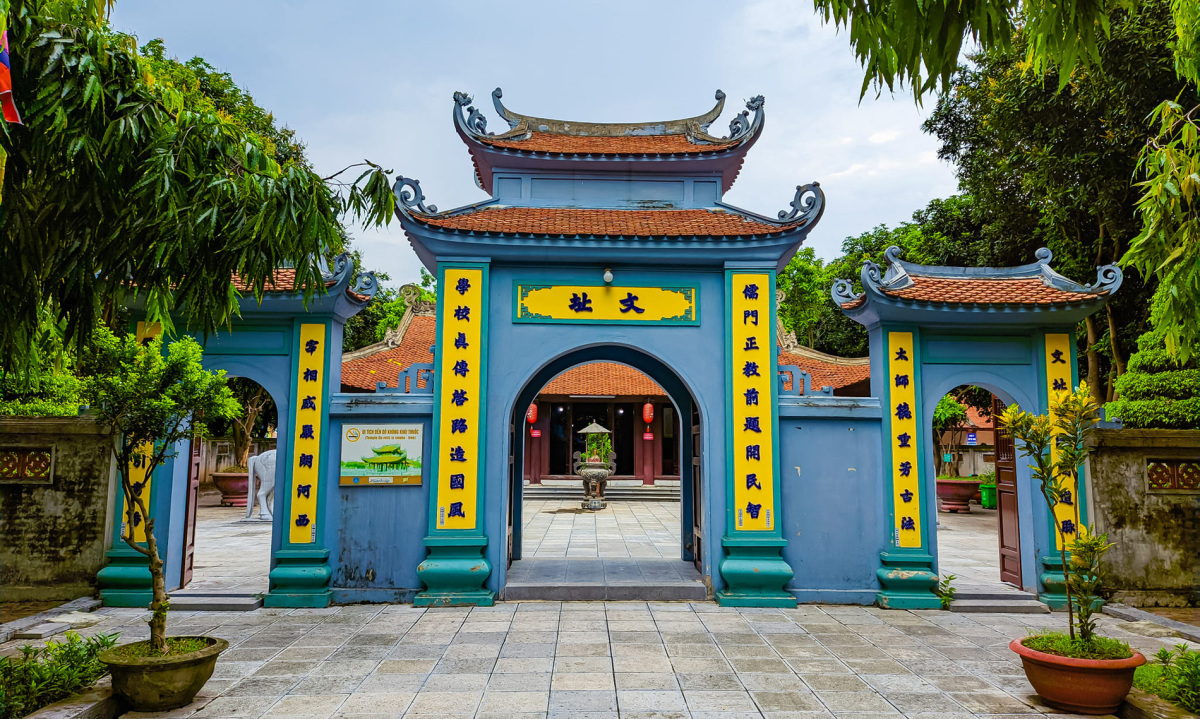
[{"x1": 0, "y1": 30, "x2": 22, "y2": 124}]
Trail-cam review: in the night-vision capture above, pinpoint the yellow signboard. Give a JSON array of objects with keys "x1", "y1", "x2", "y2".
[
  {"x1": 122, "y1": 321, "x2": 163, "y2": 543},
  {"x1": 888, "y1": 331, "x2": 921, "y2": 548},
  {"x1": 289, "y1": 323, "x2": 326, "y2": 544},
  {"x1": 437, "y1": 267, "x2": 485, "y2": 530},
  {"x1": 1045, "y1": 333, "x2": 1079, "y2": 549},
  {"x1": 516, "y1": 284, "x2": 697, "y2": 324},
  {"x1": 731, "y1": 273, "x2": 774, "y2": 531}
]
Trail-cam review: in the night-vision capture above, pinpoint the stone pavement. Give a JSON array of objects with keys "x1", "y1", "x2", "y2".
[
  {"x1": 521, "y1": 500, "x2": 681, "y2": 558},
  {"x1": 935, "y1": 509, "x2": 1003, "y2": 589},
  {"x1": 185, "y1": 494, "x2": 272, "y2": 595},
  {"x1": 12, "y1": 601, "x2": 1196, "y2": 719}
]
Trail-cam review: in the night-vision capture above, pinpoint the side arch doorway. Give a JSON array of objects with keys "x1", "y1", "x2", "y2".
[{"x1": 503, "y1": 346, "x2": 708, "y2": 601}]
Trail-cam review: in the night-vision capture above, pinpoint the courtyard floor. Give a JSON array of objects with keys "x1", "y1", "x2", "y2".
[
  {"x1": 54, "y1": 499, "x2": 1189, "y2": 717},
  {"x1": 15, "y1": 599, "x2": 1195, "y2": 719}
]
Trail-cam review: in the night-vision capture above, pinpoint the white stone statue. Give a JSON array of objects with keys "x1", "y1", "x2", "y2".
[{"x1": 245, "y1": 449, "x2": 276, "y2": 520}]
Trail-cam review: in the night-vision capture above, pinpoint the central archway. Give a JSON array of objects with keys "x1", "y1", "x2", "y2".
[{"x1": 501, "y1": 344, "x2": 707, "y2": 600}]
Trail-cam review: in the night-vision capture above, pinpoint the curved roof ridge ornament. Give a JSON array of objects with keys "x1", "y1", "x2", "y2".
[
  {"x1": 480, "y1": 87, "x2": 731, "y2": 138},
  {"x1": 777, "y1": 182, "x2": 825, "y2": 227},
  {"x1": 1084, "y1": 264, "x2": 1123, "y2": 295},
  {"x1": 393, "y1": 176, "x2": 438, "y2": 216},
  {"x1": 351, "y1": 270, "x2": 379, "y2": 303},
  {"x1": 453, "y1": 91, "x2": 492, "y2": 137},
  {"x1": 830, "y1": 278, "x2": 863, "y2": 308}
]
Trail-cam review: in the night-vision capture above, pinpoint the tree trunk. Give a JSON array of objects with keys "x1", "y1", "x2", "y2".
[
  {"x1": 230, "y1": 386, "x2": 266, "y2": 468},
  {"x1": 145, "y1": 517, "x2": 169, "y2": 654},
  {"x1": 1106, "y1": 305, "x2": 1126, "y2": 394},
  {"x1": 1084, "y1": 316, "x2": 1104, "y2": 404}
]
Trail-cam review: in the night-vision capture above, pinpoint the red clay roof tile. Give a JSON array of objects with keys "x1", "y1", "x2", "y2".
[
  {"x1": 414, "y1": 207, "x2": 794, "y2": 237},
  {"x1": 778, "y1": 350, "x2": 870, "y2": 392},
  {"x1": 476, "y1": 131, "x2": 739, "y2": 156},
  {"x1": 882, "y1": 277, "x2": 1100, "y2": 305}
]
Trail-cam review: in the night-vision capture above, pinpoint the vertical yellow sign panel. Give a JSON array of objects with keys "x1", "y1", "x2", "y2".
[
  {"x1": 731, "y1": 273, "x2": 774, "y2": 531},
  {"x1": 123, "y1": 321, "x2": 163, "y2": 543},
  {"x1": 1044, "y1": 333, "x2": 1078, "y2": 549},
  {"x1": 289, "y1": 323, "x2": 326, "y2": 544},
  {"x1": 437, "y1": 268, "x2": 484, "y2": 530},
  {"x1": 888, "y1": 332, "x2": 921, "y2": 548}
]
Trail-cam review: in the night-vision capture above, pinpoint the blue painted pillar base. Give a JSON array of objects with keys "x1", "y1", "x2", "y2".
[
  {"x1": 716, "y1": 536, "x2": 796, "y2": 608},
  {"x1": 1038, "y1": 555, "x2": 1069, "y2": 610},
  {"x1": 875, "y1": 551, "x2": 940, "y2": 609},
  {"x1": 265, "y1": 548, "x2": 332, "y2": 608},
  {"x1": 414, "y1": 535, "x2": 494, "y2": 607},
  {"x1": 98, "y1": 550, "x2": 153, "y2": 608}
]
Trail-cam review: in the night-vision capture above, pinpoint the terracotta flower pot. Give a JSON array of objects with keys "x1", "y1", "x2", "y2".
[
  {"x1": 210, "y1": 471, "x2": 249, "y2": 507},
  {"x1": 100, "y1": 636, "x2": 229, "y2": 712},
  {"x1": 936, "y1": 479, "x2": 981, "y2": 512},
  {"x1": 1009, "y1": 638, "x2": 1145, "y2": 715}
]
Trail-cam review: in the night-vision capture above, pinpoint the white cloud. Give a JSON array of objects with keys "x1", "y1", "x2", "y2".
[
  {"x1": 868, "y1": 129, "x2": 902, "y2": 144},
  {"x1": 112, "y1": 0, "x2": 959, "y2": 275}
]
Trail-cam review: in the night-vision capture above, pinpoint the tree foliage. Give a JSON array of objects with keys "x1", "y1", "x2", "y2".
[
  {"x1": 813, "y1": 0, "x2": 1200, "y2": 360},
  {"x1": 0, "y1": 0, "x2": 395, "y2": 376}
]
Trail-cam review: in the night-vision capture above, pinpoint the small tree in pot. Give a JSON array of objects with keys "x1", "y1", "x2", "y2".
[
  {"x1": 1001, "y1": 384, "x2": 1145, "y2": 715},
  {"x1": 81, "y1": 328, "x2": 240, "y2": 711}
]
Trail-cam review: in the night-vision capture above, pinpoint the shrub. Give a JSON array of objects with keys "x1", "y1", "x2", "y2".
[
  {"x1": 0, "y1": 372, "x2": 82, "y2": 417},
  {"x1": 1022, "y1": 631, "x2": 1132, "y2": 660},
  {"x1": 1136, "y1": 645, "x2": 1200, "y2": 714},
  {"x1": 1105, "y1": 298, "x2": 1200, "y2": 429},
  {"x1": 977, "y1": 470, "x2": 996, "y2": 486},
  {"x1": 0, "y1": 631, "x2": 118, "y2": 719}
]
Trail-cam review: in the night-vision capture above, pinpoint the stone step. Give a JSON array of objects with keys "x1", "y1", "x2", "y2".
[
  {"x1": 503, "y1": 582, "x2": 707, "y2": 602},
  {"x1": 523, "y1": 486, "x2": 680, "y2": 501},
  {"x1": 13, "y1": 622, "x2": 69, "y2": 640},
  {"x1": 955, "y1": 590, "x2": 1037, "y2": 601},
  {"x1": 168, "y1": 594, "x2": 263, "y2": 612},
  {"x1": 950, "y1": 599, "x2": 1050, "y2": 614}
]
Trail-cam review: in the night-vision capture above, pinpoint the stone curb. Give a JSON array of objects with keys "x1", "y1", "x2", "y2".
[
  {"x1": 1121, "y1": 687, "x2": 1198, "y2": 719},
  {"x1": 24, "y1": 677, "x2": 119, "y2": 719},
  {"x1": 1103, "y1": 603, "x2": 1200, "y2": 644},
  {"x1": 0, "y1": 596, "x2": 102, "y2": 644}
]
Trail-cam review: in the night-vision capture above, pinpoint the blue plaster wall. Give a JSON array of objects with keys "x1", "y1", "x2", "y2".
[
  {"x1": 483, "y1": 263, "x2": 732, "y2": 595},
  {"x1": 778, "y1": 398, "x2": 885, "y2": 604},
  {"x1": 326, "y1": 394, "x2": 434, "y2": 603}
]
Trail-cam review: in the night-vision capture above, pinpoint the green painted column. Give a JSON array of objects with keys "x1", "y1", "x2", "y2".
[
  {"x1": 875, "y1": 326, "x2": 940, "y2": 609},
  {"x1": 415, "y1": 263, "x2": 494, "y2": 607},
  {"x1": 265, "y1": 320, "x2": 334, "y2": 608},
  {"x1": 717, "y1": 269, "x2": 795, "y2": 607}
]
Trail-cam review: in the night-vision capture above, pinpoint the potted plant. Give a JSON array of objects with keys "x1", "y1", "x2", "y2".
[
  {"x1": 1001, "y1": 384, "x2": 1145, "y2": 715},
  {"x1": 935, "y1": 475, "x2": 984, "y2": 512},
  {"x1": 81, "y1": 328, "x2": 240, "y2": 712}
]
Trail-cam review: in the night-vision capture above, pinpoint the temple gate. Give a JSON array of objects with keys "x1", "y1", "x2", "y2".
[{"x1": 97, "y1": 89, "x2": 1123, "y2": 611}]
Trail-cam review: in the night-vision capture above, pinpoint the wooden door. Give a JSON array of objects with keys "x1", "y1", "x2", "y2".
[
  {"x1": 508, "y1": 420, "x2": 516, "y2": 567},
  {"x1": 690, "y1": 404, "x2": 703, "y2": 573},
  {"x1": 993, "y1": 396, "x2": 1022, "y2": 587},
  {"x1": 179, "y1": 435, "x2": 202, "y2": 588}
]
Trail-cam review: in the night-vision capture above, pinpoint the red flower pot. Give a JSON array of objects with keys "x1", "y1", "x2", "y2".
[
  {"x1": 936, "y1": 479, "x2": 981, "y2": 512},
  {"x1": 210, "y1": 471, "x2": 249, "y2": 507},
  {"x1": 1010, "y1": 638, "x2": 1145, "y2": 715}
]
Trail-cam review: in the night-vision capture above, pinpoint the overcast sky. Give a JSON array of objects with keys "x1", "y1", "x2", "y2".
[{"x1": 111, "y1": 0, "x2": 958, "y2": 288}]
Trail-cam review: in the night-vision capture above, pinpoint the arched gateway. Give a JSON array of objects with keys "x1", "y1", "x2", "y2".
[{"x1": 101, "y1": 89, "x2": 1121, "y2": 611}]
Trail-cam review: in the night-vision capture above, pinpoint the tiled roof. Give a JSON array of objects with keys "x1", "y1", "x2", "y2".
[
  {"x1": 541, "y1": 363, "x2": 666, "y2": 397},
  {"x1": 778, "y1": 350, "x2": 871, "y2": 392},
  {"x1": 340, "y1": 316, "x2": 437, "y2": 391},
  {"x1": 476, "y1": 132, "x2": 739, "y2": 156},
  {"x1": 964, "y1": 405, "x2": 993, "y2": 429},
  {"x1": 881, "y1": 277, "x2": 1101, "y2": 305},
  {"x1": 413, "y1": 207, "x2": 796, "y2": 237},
  {"x1": 230, "y1": 269, "x2": 346, "y2": 295}
]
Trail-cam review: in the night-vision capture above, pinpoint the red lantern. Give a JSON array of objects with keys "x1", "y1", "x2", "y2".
[
  {"x1": 526, "y1": 404, "x2": 538, "y2": 424},
  {"x1": 642, "y1": 401, "x2": 654, "y2": 424}
]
